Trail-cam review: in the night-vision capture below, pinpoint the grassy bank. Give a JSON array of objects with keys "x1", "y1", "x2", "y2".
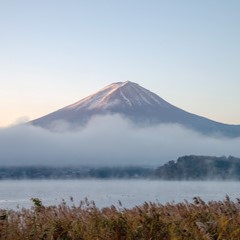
[{"x1": 1, "y1": 197, "x2": 240, "y2": 239}]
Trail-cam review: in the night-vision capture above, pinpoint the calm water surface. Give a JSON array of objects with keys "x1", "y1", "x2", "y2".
[{"x1": 0, "y1": 180, "x2": 240, "y2": 209}]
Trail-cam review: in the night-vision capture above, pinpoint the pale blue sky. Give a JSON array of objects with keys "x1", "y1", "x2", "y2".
[{"x1": 1, "y1": 0, "x2": 240, "y2": 126}]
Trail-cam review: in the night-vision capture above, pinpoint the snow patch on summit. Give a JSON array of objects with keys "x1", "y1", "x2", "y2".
[
  {"x1": 120, "y1": 90, "x2": 132, "y2": 106},
  {"x1": 66, "y1": 81, "x2": 169, "y2": 111},
  {"x1": 102, "y1": 99, "x2": 121, "y2": 110},
  {"x1": 141, "y1": 88, "x2": 163, "y2": 105}
]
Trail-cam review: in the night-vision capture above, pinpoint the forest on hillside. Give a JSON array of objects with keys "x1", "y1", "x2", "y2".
[
  {"x1": 155, "y1": 155, "x2": 240, "y2": 180},
  {"x1": 1, "y1": 155, "x2": 240, "y2": 180}
]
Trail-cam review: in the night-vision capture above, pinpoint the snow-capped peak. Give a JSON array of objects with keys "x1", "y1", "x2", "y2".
[
  {"x1": 30, "y1": 81, "x2": 240, "y2": 137},
  {"x1": 66, "y1": 81, "x2": 170, "y2": 111}
]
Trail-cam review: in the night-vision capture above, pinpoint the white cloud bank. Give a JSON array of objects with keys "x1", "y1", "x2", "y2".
[{"x1": 0, "y1": 115, "x2": 240, "y2": 166}]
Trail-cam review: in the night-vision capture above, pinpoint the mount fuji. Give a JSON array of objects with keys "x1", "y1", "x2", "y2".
[{"x1": 31, "y1": 81, "x2": 240, "y2": 137}]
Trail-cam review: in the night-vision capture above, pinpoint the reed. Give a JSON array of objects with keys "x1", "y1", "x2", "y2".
[{"x1": 1, "y1": 196, "x2": 240, "y2": 239}]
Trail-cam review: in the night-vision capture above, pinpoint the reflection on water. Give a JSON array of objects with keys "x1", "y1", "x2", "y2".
[{"x1": 0, "y1": 180, "x2": 240, "y2": 209}]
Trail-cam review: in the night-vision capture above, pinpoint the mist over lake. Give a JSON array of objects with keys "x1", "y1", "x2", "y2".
[
  {"x1": 1, "y1": 179, "x2": 240, "y2": 210},
  {"x1": 1, "y1": 115, "x2": 240, "y2": 167}
]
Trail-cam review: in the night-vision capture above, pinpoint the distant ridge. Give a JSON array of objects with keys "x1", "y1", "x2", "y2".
[
  {"x1": 155, "y1": 155, "x2": 240, "y2": 180},
  {"x1": 30, "y1": 81, "x2": 240, "y2": 137}
]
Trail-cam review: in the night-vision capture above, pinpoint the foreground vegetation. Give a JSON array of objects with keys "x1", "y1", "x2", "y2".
[{"x1": 1, "y1": 197, "x2": 240, "y2": 239}]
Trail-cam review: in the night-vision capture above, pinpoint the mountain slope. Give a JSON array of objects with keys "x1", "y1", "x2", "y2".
[{"x1": 30, "y1": 81, "x2": 240, "y2": 137}]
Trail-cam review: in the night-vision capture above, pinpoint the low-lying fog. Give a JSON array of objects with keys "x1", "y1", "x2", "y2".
[{"x1": 0, "y1": 115, "x2": 240, "y2": 166}]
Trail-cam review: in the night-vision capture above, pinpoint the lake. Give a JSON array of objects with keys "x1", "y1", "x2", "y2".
[{"x1": 0, "y1": 180, "x2": 240, "y2": 209}]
